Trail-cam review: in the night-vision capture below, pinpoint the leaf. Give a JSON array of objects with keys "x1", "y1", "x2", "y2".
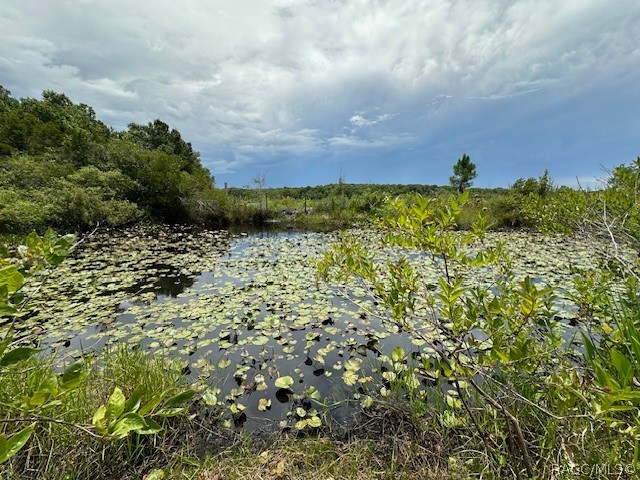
[
  {"x1": 342, "y1": 370, "x2": 358, "y2": 386},
  {"x1": 0, "y1": 423, "x2": 35, "y2": 464},
  {"x1": 0, "y1": 266, "x2": 24, "y2": 294},
  {"x1": 58, "y1": 360, "x2": 87, "y2": 391},
  {"x1": 106, "y1": 387, "x2": 126, "y2": 420},
  {"x1": 123, "y1": 386, "x2": 144, "y2": 414},
  {"x1": 343, "y1": 358, "x2": 361, "y2": 372},
  {"x1": 307, "y1": 416, "x2": 322, "y2": 428},
  {"x1": 163, "y1": 389, "x2": 195, "y2": 408},
  {"x1": 391, "y1": 346, "x2": 405, "y2": 363},
  {"x1": 155, "y1": 407, "x2": 186, "y2": 417},
  {"x1": 0, "y1": 336, "x2": 11, "y2": 359},
  {"x1": 27, "y1": 389, "x2": 50, "y2": 407},
  {"x1": 360, "y1": 395, "x2": 374, "y2": 408},
  {"x1": 258, "y1": 398, "x2": 272, "y2": 411},
  {"x1": 0, "y1": 305, "x2": 17, "y2": 317},
  {"x1": 139, "y1": 394, "x2": 163, "y2": 416},
  {"x1": 202, "y1": 389, "x2": 219, "y2": 406},
  {"x1": 610, "y1": 348, "x2": 634, "y2": 387},
  {"x1": 274, "y1": 376, "x2": 294, "y2": 389},
  {"x1": 294, "y1": 419, "x2": 308, "y2": 430},
  {"x1": 92, "y1": 405, "x2": 107, "y2": 430},
  {"x1": 305, "y1": 386, "x2": 321, "y2": 402},
  {"x1": 0, "y1": 347, "x2": 40, "y2": 366},
  {"x1": 143, "y1": 469, "x2": 166, "y2": 480},
  {"x1": 109, "y1": 413, "x2": 148, "y2": 439},
  {"x1": 137, "y1": 417, "x2": 163, "y2": 435},
  {"x1": 272, "y1": 459, "x2": 286, "y2": 478}
]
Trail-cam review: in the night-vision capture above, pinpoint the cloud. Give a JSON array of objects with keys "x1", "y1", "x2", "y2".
[
  {"x1": 349, "y1": 112, "x2": 396, "y2": 128},
  {"x1": 0, "y1": 0, "x2": 639, "y2": 183}
]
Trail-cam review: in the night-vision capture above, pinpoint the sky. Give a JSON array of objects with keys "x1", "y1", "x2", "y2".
[{"x1": 1, "y1": 0, "x2": 639, "y2": 188}]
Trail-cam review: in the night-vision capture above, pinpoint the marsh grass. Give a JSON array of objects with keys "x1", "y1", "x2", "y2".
[
  {"x1": 1, "y1": 342, "x2": 635, "y2": 479},
  {"x1": 0, "y1": 346, "x2": 191, "y2": 479}
]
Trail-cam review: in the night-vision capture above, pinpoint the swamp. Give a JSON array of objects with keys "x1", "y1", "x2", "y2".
[{"x1": 16, "y1": 225, "x2": 611, "y2": 431}]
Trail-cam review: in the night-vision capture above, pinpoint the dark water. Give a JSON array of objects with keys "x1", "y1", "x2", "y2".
[{"x1": 24, "y1": 226, "x2": 589, "y2": 433}]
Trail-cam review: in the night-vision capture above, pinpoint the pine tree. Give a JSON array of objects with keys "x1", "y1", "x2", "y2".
[{"x1": 449, "y1": 154, "x2": 477, "y2": 193}]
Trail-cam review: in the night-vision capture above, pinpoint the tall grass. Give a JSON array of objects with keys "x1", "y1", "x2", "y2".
[{"x1": 0, "y1": 346, "x2": 189, "y2": 479}]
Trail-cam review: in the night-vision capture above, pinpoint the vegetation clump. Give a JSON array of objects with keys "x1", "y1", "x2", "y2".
[{"x1": 0, "y1": 87, "x2": 228, "y2": 231}]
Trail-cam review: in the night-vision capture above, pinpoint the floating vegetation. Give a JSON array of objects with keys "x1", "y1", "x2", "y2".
[{"x1": 4, "y1": 226, "x2": 606, "y2": 431}]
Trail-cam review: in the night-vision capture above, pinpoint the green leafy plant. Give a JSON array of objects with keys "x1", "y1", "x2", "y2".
[
  {"x1": 319, "y1": 192, "x2": 576, "y2": 477},
  {"x1": 1, "y1": 229, "x2": 195, "y2": 468},
  {"x1": 582, "y1": 298, "x2": 640, "y2": 464},
  {"x1": 92, "y1": 386, "x2": 194, "y2": 439}
]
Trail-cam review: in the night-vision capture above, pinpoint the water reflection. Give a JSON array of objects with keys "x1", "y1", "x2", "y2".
[{"x1": 28, "y1": 226, "x2": 592, "y2": 433}]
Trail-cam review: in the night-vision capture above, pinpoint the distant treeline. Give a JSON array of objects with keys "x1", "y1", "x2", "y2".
[
  {"x1": 5, "y1": 85, "x2": 632, "y2": 235},
  {"x1": 228, "y1": 183, "x2": 508, "y2": 200}
]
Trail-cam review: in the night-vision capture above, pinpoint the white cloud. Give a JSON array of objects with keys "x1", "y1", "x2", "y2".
[{"x1": 1, "y1": 0, "x2": 638, "y2": 176}]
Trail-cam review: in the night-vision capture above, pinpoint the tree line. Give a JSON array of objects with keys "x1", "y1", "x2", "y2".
[{"x1": 0, "y1": 87, "x2": 227, "y2": 232}]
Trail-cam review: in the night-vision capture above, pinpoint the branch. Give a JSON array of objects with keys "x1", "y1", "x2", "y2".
[{"x1": 0, "y1": 416, "x2": 101, "y2": 438}]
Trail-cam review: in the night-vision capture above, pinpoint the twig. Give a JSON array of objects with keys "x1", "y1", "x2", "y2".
[{"x1": 0, "y1": 416, "x2": 101, "y2": 438}]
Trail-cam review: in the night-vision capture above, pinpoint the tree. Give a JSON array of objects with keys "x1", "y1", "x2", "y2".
[
  {"x1": 449, "y1": 153, "x2": 477, "y2": 193},
  {"x1": 126, "y1": 119, "x2": 200, "y2": 172},
  {"x1": 253, "y1": 173, "x2": 267, "y2": 211}
]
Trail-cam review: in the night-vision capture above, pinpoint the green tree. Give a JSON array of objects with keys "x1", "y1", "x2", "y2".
[
  {"x1": 449, "y1": 153, "x2": 477, "y2": 193},
  {"x1": 126, "y1": 119, "x2": 200, "y2": 173}
]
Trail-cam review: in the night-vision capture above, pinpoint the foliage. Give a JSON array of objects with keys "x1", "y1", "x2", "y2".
[
  {"x1": 0, "y1": 230, "x2": 194, "y2": 473},
  {"x1": 318, "y1": 191, "x2": 639, "y2": 477},
  {"x1": 532, "y1": 158, "x2": 640, "y2": 276},
  {"x1": 583, "y1": 296, "x2": 640, "y2": 453},
  {"x1": 449, "y1": 153, "x2": 477, "y2": 193},
  {"x1": 0, "y1": 87, "x2": 225, "y2": 232}
]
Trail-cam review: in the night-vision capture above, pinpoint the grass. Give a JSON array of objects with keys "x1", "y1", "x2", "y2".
[
  {"x1": 1, "y1": 342, "x2": 637, "y2": 479},
  {"x1": 0, "y1": 343, "x2": 469, "y2": 479},
  {"x1": 0, "y1": 346, "x2": 189, "y2": 479}
]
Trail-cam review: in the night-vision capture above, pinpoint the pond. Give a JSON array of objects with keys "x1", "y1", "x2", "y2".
[{"x1": 8, "y1": 225, "x2": 603, "y2": 431}]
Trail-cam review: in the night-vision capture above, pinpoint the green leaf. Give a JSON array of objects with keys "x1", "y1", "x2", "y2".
[
  {"x1": 610, "y1": 348, "x2": 634, "y2": 387},
  {"x1": 163, "y1": 389, "x2": 195, "y2": 408},
  {"x1": 143, "y1": 469, "x2": 166, "y2": 480},
  {"x1": 58, "y1": 360, "x2": 87, "y2": 391},
  {"x1": 0, "y1": 423, "x2": 35, "y2": 464},
  {"x1": 391, "y1": 346, "x2": 405, "y2": 363},
  {"x1": 0, "y1": 266, "x2": 24, "y2": 294},
  {"x1": 136, "y1": 417, "x2": 162, "y2": 435},
  {"x1": 27, "y1": 389, "x2": 50, "y2": 407},
  {"x1": 155, "y1": 407, "x2": 186, "y2": 417},
  {"x1": 258, "y1": 398, "x2": 271, "y2": 411},
  {"x1": 342, "y1": 370, "x2": 358, "y2": 386},
  {"x1": 274, "y1": 376, "x2": 294, "y2": 389},
  {"x1": 0, "y1": 305, "x2": 17, "y2": 317},
  {"x1": 305, "y1": 386, "x2": 321, "y2": 402},
  {"x1": 139, "y1": 394, "x2": 163, "y2": 416},
  {"x1": 0, "y1": 347, "x2": 40, "y2": 366},
  {"x1": 0, "y1": 336, "x2": 11, "y2": 358},
  {"x1": 92, "y1": 405, "x2": 107, "y2": 431},
  {"x1": 294, "y1": 419, "x2": 308, "y2": 430},
  {"x1": 123, "y1": 386, "x2": 144, "y2": 414},
  {"x1": 307, "y1": 416, "x2": 322, "y2": 428},
  {"x1": 202, "y1": 389, "x2": 219, "y2": 406},
  {"x1": 109, "y1": 413, "x2": 147, "y2": 439},
  {"x1": 106, "y1": 387, "x2": 126, "y2": 420}
]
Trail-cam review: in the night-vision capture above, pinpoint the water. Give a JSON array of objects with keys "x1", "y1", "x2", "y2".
[{"x1": 11, "y1": 226, "x2": 600, "y2": 432}]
